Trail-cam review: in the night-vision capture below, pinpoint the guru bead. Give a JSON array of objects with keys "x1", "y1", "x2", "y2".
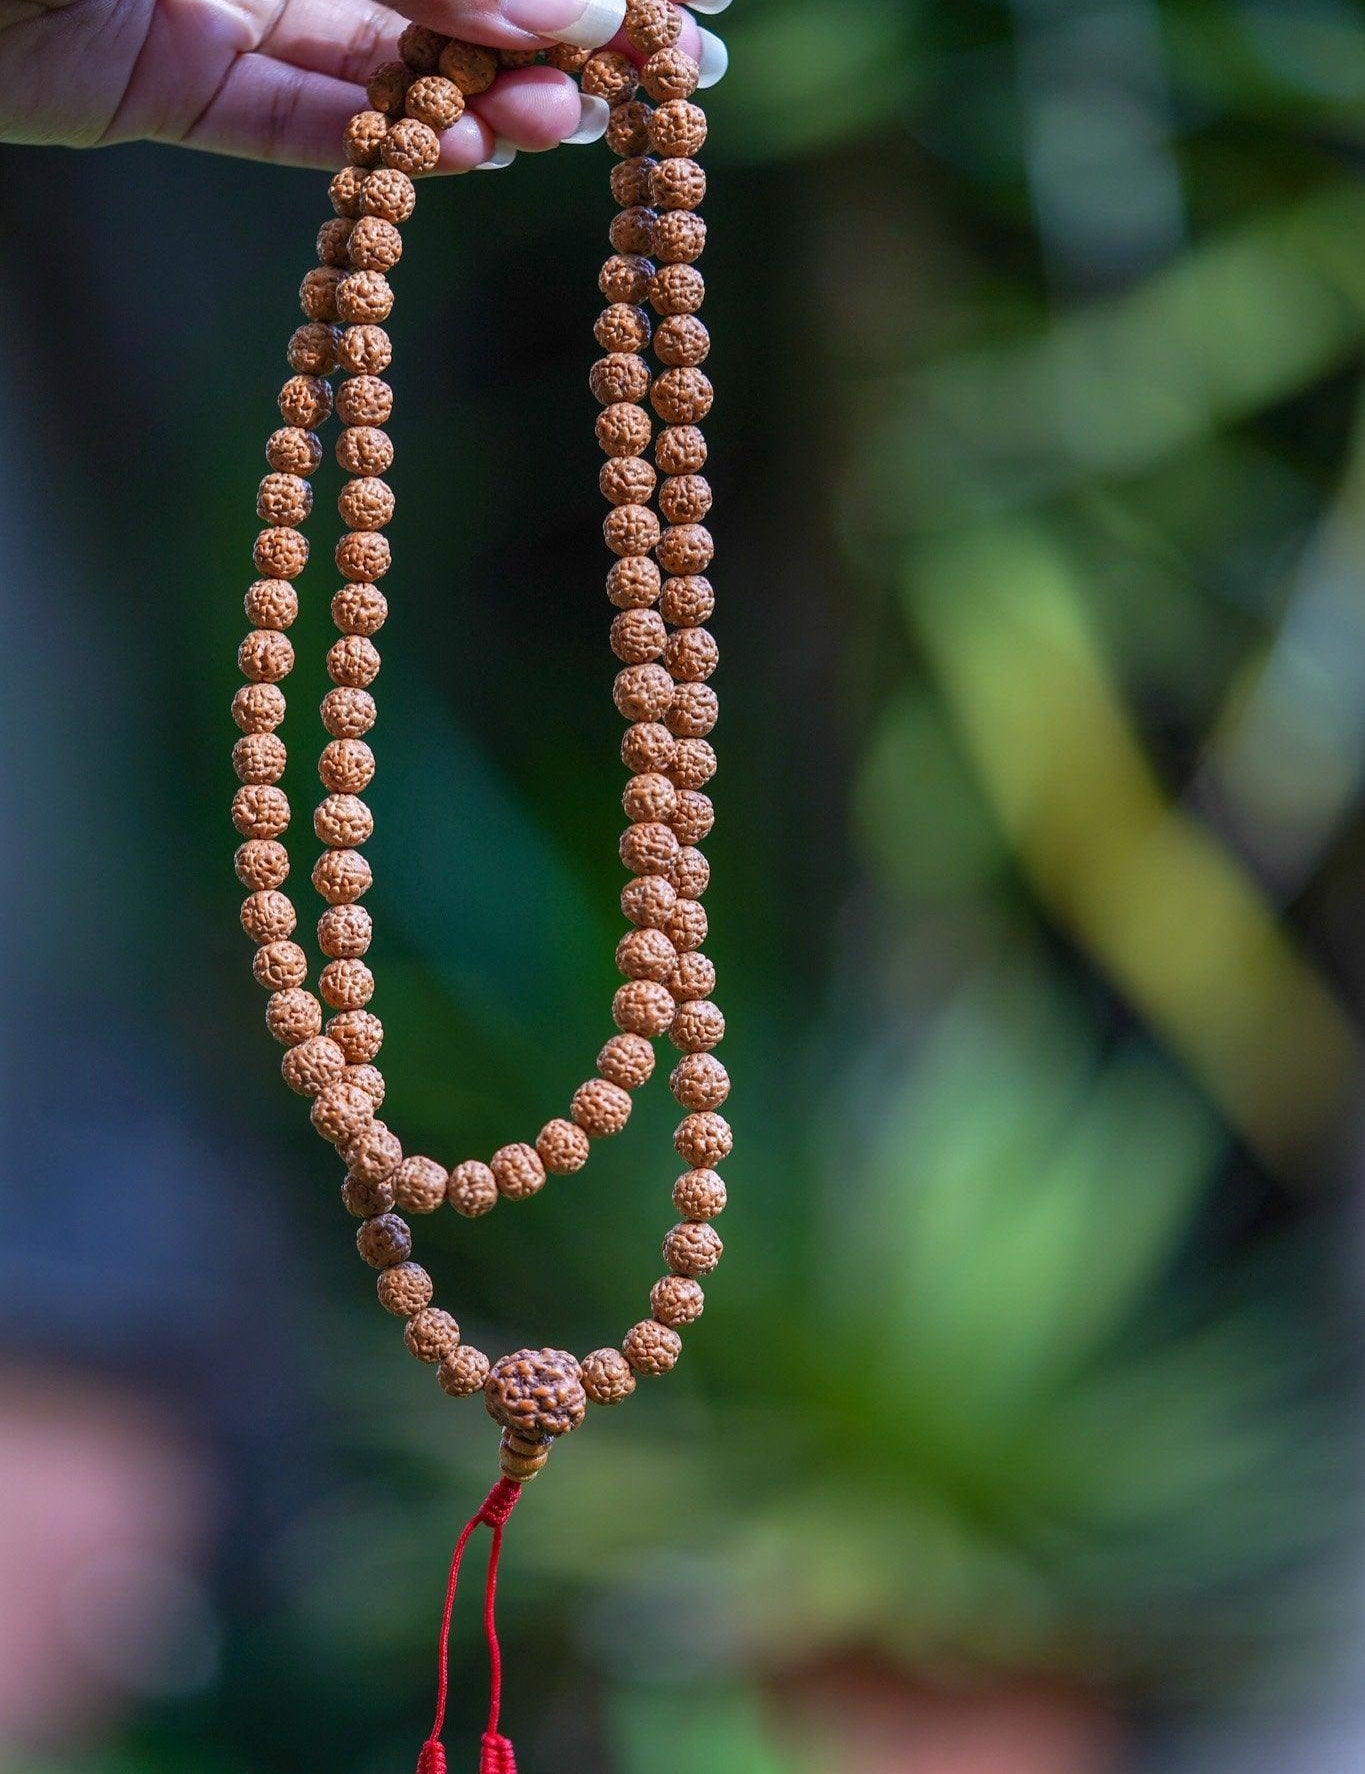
[{"x1": 484, "y1": 1349, "x2": 587, "y2": 1439}]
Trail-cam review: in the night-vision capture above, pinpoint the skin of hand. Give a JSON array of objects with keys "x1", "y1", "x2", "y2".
[{"x1": 0, "y1": 0, "x2": 718, "y2": 171}]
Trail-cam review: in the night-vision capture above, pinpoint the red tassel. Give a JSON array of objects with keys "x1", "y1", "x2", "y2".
[
  {"x1": 415, "y1": 1479, "x2": 523, "y2": 1774},
  {"x1": 479, "y1": 1731, "x2": 518, "y2": 1773}
]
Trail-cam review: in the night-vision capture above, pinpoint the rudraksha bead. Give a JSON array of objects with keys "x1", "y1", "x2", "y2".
[
  {"x1": 571, "y1": 1078, "x2": 633, "y2": 1137},
  {"x1": 648, "y1": 98, "x2": 706, "y2": 157},
  {"x1": 672, "y1": 1167, "x2": 727, "y2": 1219},
  {"x1": 674, "y1": 1111, "x2": 732, "y2": 1169},
  {"x1": 397, "y1": 22, "x2": 444, "y2": 71},
  {"x1": 245, "y1": 577, "x2": 300, "y2": 629},
  {"x1": 344, "y1": 1171, "x2": 396, "y2": 1217},
  {"x1": 651, "y1": 1274, "x2": 705, "y2": 1326},
  {"x1": 404, "y1": 1305, "x2": 461, "y2": 1362},
  {"x1": 378, "y1": 1260, "x2": 432, "y2": 1316},
  {"x1": 484, "y1": 1349, "x2": 587, "y2": 1439},
  {"x1": 670, "y1": 1054, "x2": 729, "y2": 1112},
  {"x1": 613, "y1": 611, "x2": 667, "y2": 664},
  {"x1": 623, "y1": 1320, "x2": 682, "y2": 1375},
  {"x1": 253, "y1": 527, "x2": 309, "y2": 580},
  {"x1": 241, "y1": 889, "x2": 295, "y2": 942},
  {"x1": 621, "y1": 720, "x2": 676, "y2": 773},
  {"x1": 626, "y1": 0, "x2": 681, "y2": 54},
  {"x1": 601, "y1": 456, "x2": 658, "y2": 506},
  {"x1": 233, "y1": 733, "x2": 288, "y2": 784},
  {"x1": 357, "y1": 1212, "x2": 411, "y2": 1270},
  {"x1": 346, "y1": 1120, "x2": 403, "y2": 1183},
  {"x1": 613, "y1": 979, "x2": 676, "y2": 1037},
  {"x1": 597, "y1": 1032, "x2": 656, "y2": 1089},
  {"x1": 663, "y1": 1221, "x2": 723, "y2": 1277},
  {"x1": 327, "y1": 1008, "x2": 383, "y2": 1063},
  {"x1": 266, "y1": 987, "x2": 322, "y2": 1045},
  {"x1": 439, "y1": 1345, "x2": 491, "y2": 1397},
  {"x1": 537, "y1": 1119, "x2": 591, "y2": 1175},
  {"x1": 319, "y1": 903, "x2": 373, "y2": 959},
  {"x1": 595, "y1": 304, "x2": 651, "y2": 354},
  {"x1": 582, "y1": 50, "x2": 638, "y2": 104},
  {"x1": 582, "y1": 1347, "x2": 636, "y2": 1405},
  {"x1": 267, "y1": 427, "x2": 323, "y2": 475},
  {"x1": 347, "y1": 1064, "x2": 386, "y2": 1106},
  {"x1": 311, "y1": 1079, "x2": 376, "y2": 1144},
  {"x1": 491, "y1": 1142, "x2": 546, "y2": 1202},
  {"x1": 393, "y1": 1156, "x2": 449, "y2": 1215},
  {"x1": 438, "y1": 40, "x2": 497, "y2": 94},
  {"x1": 616, "y1": 926, "x2": 677, "y2": 981},
  {"x1": 331, "y1": 584, "x2": 388, "y2": 635},
  {"x1": 281, "y1": 1034, "x2": 347, "y2": 1096},
  {"x1": 237, "y1": 838, "x2": 290, "y2": 890},
  {"x1": 448, "y1": 1159, "x2": 498, "y2": 1218}
]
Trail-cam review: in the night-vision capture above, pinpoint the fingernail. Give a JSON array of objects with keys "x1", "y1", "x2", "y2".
[
  {"x1": 687, "y1": 0, "x2": 732, "y2": 14},
  {"x1": 475, "y1": 136, "x2": 518, "y2": 169},
  {"x1": 564, "y1": 92, "x2": 610, "y2": 145},
  {"x1": 696, "y1": 27, "x2": 728, "y2": 87},
  {"x1": 502, "y1": 0, "x2": 627, "y2": 48}
]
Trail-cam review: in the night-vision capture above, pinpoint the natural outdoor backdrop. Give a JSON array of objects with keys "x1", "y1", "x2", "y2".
[{"x1": 3, "y1": 1, "x2": 1365, "y2": 1770}]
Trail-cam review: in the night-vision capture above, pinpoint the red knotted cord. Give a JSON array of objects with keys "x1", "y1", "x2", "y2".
[{"x1": 417, "y1": 1478, "x2": 523, "y2": 1774}]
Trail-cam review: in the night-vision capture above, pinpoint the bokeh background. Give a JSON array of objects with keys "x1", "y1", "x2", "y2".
[{"x1": 4, "y1": 0, "x2": 1365, "y2": 1768}]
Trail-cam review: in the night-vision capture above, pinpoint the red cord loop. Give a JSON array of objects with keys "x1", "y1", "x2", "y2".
[
  {"x1": 416, "y1": 1479, "x2": 524, "y2": 1774},
  {"x1": 478, "y1": 1480, "x2": 522, "y2": 1530}
]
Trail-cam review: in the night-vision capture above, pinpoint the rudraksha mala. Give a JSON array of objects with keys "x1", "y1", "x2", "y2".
[{"x1": 229, "y1": 8, "x2": 722, "y2": 1765}]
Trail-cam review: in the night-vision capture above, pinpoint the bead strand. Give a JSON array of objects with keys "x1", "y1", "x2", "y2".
[{"x1": 231, "y1": 14, "x2": 725, "y2": 1459}]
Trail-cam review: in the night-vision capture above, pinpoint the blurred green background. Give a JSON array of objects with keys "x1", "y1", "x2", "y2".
[{"x1": 3, "y1": 1, "x2": 1365, "y2": 1770}]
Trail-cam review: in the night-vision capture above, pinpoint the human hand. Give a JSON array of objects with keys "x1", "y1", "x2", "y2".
[{"x1": 0, "y1": 0, "x2": 727, "y2": 171}]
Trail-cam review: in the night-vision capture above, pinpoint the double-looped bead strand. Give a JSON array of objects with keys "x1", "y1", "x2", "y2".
[{"x1": 230, "y1": 1, "x2": 725, "y2": 1472}]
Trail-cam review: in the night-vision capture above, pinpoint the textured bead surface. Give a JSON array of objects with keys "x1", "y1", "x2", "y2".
[
  {"x1": 571, "y1": 1077, "x2": 634, "y2": 1137},
  {"x1": 341, "y1": 1120, "x2": 400, "y2": 1185},
  {"x1": 672, "y1": 1167, "x2": 727, "y2": 1219},
  {"x1": 670, "y1": 998, "x2": 725, "y2": 1053},
  {"x1": 613, "y1": 979, "x2": 676, "y2": 1037},
  {"x1": 404, "y1": 1306, "x2": 461, "y2": 1362},
  {"x1": 537, "y1": 1118, "x2": 591, "y2": 1175},
  {"x1": 439, "y1": 1345, "x2": 491, "y2": 1397},
  {"x1": 237, "y1": 837, "x2": 290, "y2": 891},
  {"x1": 281, "y1": 1034, "x2": 347, "y2": 1096},
  {"x1": 233, "y1": 734, "x2": 288, "y2": 784},
  {"x1": 582, "y1": 1347, "x2": 636, "y2": 1405},
  {"x1": 439, "y1": 39, "x2": 497, "y2": 93},
  {"x1": 356, "y1": 1212, "x2": 411, "y2": 1269},
  {"x1": 311, "y1": 1079, "x2": 375, "y2": 1143},
  {"x1": 343, "y1": 1171, "x2": 396, "y2": 1218},
  {"x1": 448, "y1": 1159, "x2": 499, "y2": 1217},
  {"x1": 491, "y1": 1142, "x2": 546, "y2": 1202},
  {"x1": 597, "y1": 1031, "x2": 656, "y2": 1089},
  {"x1": 623, "y1": 1319, "x2": 682, "y2": 1375},
  {"x1": 674, "y1": 1110, "x2": 732, "y2": 1168},
  {"x1": 484, "y1": 1349, "x2": 587, "y2": 1438},
  {"x1": 671, "y1": 1053, "x2": 730, "y2": 1111},
  {"x1": 651, "y1": 1273, "x2": 705, "y2": 1325},
  {"x1": 377, "y1": 1261, "x2": 432, "y2": 1316},
  {"x1": 664, "y1": 1220, "x2": 723, "y2": 1277},
  {"x1": 394, "y1": 1156, "x2": 449, "y2": 1215},
  {"x1": 327, "y1": 1008, "x2": 384, "y2": 1063},
  {"x1": 266, "y1": 987, "x2": 322, "y2": 1045}
]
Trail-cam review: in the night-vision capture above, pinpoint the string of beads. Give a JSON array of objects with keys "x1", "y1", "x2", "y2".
[{"x1": 230, "y1": 0, "x2": 725, "y2": 1476}]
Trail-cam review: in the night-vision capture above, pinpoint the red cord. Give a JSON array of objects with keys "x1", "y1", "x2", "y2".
[{"x1": 418, "y1": 1479, "x2": 522, "y2": 1774}]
